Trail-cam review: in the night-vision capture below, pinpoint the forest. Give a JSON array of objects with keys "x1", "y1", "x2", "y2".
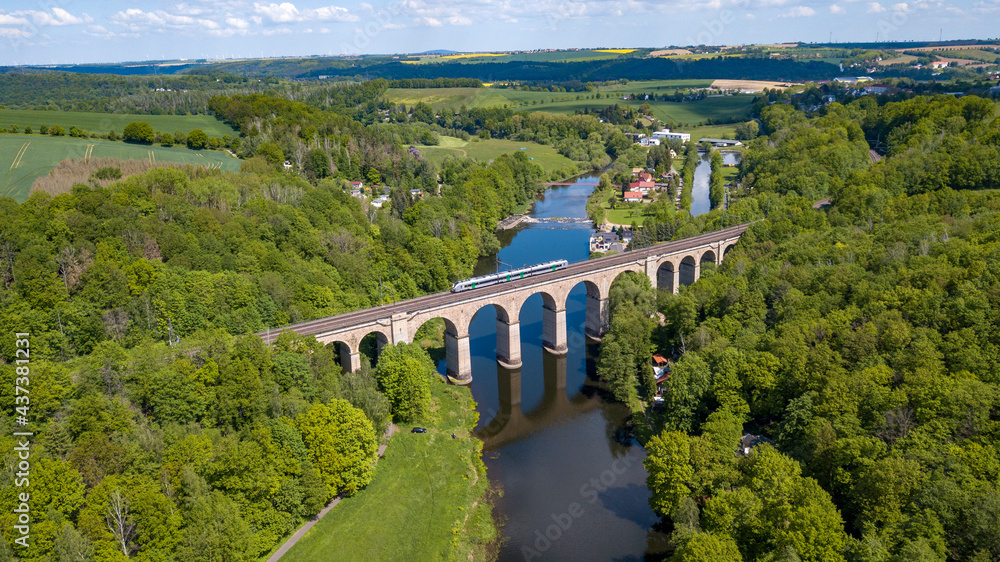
[
  {"x1": 593, "y1": 94, "x2": 1000, "y2": 561},
  {"x1": 0, "y1": 89, "x2": 560, "y2": 559}
]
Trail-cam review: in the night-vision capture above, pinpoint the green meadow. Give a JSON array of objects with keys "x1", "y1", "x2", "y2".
[
  {"x1": 0, "y1": 134, "x2": 239, "y2": 202},
  {"x1": 0, "y1": 109, "x2": 238, "y2": 137},
  {"x1": 282, "y1": 380, "x2": 495, "y2": 561},
  {"x1": 412, "y1": 137, "x2": 580, "y2": 177}
]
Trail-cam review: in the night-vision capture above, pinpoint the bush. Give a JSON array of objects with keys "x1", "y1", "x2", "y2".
[
  {"x1": 123, "y1": 121, "x2": 154, "y2": 144},
  {"x1": 186, "y1": 129, "x2": 208, "y2": 150}
]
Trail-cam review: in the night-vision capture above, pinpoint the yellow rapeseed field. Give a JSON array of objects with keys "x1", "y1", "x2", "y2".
[{"x1": 441, "y1": 53, "x2": 506, "y2": 59}]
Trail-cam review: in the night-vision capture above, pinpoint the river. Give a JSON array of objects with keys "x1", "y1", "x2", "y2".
[
  {"x1": 434, "y1": 155, "x2": 738, "y2": 560},
  {"x1": 690, "y1": 150, "x2": 742, "y2": 216}
]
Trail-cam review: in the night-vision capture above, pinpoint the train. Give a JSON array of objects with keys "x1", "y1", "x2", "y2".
[{"x1": 451, "y1": 260, "x2": 569, "y2": 292}]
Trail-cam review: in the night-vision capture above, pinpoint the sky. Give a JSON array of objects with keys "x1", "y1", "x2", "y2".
[{"x1": 0, "y1": 0, "x2": 997, "y2": 65}]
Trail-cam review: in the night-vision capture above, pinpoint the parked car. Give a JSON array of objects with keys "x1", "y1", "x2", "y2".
[{"x1": 411, "y1": 427, "x2": 427, "y2": 433}]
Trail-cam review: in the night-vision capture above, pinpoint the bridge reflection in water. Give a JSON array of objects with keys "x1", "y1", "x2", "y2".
[{"x1": 475, "y1": 352, "x2": 607, "y2": 451}]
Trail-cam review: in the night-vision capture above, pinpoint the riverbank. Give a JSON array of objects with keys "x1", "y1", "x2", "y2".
[{"x1": 281, "y1": 379, "x2": 499, "y2": 561}]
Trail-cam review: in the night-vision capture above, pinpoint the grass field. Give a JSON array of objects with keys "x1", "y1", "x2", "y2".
[
  {"x1": 385, "y1": 87, "x2": 754, "y2": 129},
  {"x1": 413, "y1": 137, "x2": 580, "y2": 176},
  {"x1": 605, "y1": 206, "x2": 651, "y2": 226},
  {"x1": 0, "y1": 109, "x2": 238, "y2": 137},
  {"x1": 283, "y1": 380, "x2": 495, "y2": 561},
  {"x1": 0, "y1": 134, "x2": 240, "y2": 201}
]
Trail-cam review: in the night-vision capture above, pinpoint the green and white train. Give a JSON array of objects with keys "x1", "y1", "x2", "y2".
[{"x1": 451, "y1": 260, "x2": 568, "y2": 292}]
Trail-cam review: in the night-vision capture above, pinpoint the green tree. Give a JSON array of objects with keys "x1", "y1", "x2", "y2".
[
  {"x1": 296, "y1": 398, "x2": 378, "y2": 498},
  {"x1": 374, "y1": 343, "x2": 434, "y2": 422},
  {"x1": 186, "y1": 129, "x2": 209, "y2": 150},
  {"x1": 671, "y1": 531, "x2": 743, "y2": 562},
  {"x1": 122, "y1": 121, "x2": 154, "y2": 144},
  {"x1": 255, "y1": 142, "x2": 284, "y2": 166},
  {"x1": 645, "y1": 430, "x2": 694, "y2": 516},
  {"x1": 176, "y1": 491, "x2": 254, "y2": 562}
]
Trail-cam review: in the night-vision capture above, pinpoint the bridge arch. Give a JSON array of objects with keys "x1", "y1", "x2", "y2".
[
  {"x1": 359, "y1": 330, "x2": 391, "y2": 367},
  {"x1": 328, "y1": 340, "x2": 354, "y2": 373},
  {"x1": 679, "y1": 254, "x2": 699, "y2": 287},
  {"x1": 655, "y1": 259, "x2": 679, "y2": 293},
  {"x1": 699, "y1": 248, "x2": 718, "y2": 265}
]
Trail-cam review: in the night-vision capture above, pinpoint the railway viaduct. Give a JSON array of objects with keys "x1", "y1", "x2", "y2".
[{"x1": 259, "y1": 223, "x2": 750, "y2": 384}]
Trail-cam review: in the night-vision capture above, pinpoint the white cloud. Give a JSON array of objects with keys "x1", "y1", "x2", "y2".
[
  {"x1": 254, "y1": 2, "x2": 300, "y2": 22},
  {"x1": 446, "y1": 15, "x2": 473, "y2": 26},
  {"x1": 423, "y1": 17, "x2": 443, "y2": 26},
  {"x1": 830, "y1": 3, "x2": 847, "y2": 12},
  {"x1": 226, "y1": 16, "x2": 250, "y2": 29},
  {"x1": 13, "y1": 8, "x2": 91, "y2": 26},
  {"x1": 867, "y1": 2, "x2": 887, "y2": 11},
  {"x1": 892, "y1": 2, "x2": 910, "y2": 10},
  {"x1": 0, "y1": 13, "x2": 28, "y2": 26},
  {"x1": 84, "y1": 24, "x2": 139, "y2": 39},
  {"x1": 0, "y1": 27, "x2": 30, "y2": 37},
  {"x1": 253, "y1": 2, "x2": 357, "y2": 23},
  {"x1": 781, "y1": 5, "x2": 817, "y2": 16}
]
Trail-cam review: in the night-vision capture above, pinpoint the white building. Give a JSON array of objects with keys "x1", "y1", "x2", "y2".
[{"x1": 651, "y1": 128, "x2": 691, "y2": 143}]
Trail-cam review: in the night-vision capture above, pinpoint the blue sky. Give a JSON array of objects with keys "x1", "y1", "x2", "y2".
[{"x1": 0, "y1": 0, "x2": 997, "y2": 65}]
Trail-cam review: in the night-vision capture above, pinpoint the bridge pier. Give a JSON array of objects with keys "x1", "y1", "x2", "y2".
[
  {"x1": 445, "y1": 328, "x2": 473, "y2": 385},
  {"x1": 496, "y1": 319, "x2": 522, "y2": 369},
  {"x1": 344, "y1": 350, "x2": 362, "y2": 373},
  {"x1": 542, "y1": 304, "x2": 568, "y2": 355},
  {"x1": 585, "y1": 294, "x2": 609, "y2": 340}
]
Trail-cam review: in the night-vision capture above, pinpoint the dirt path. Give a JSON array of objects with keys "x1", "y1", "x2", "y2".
[{"x1": 266, "y1": 423, "x2": 398, "y2": 561}]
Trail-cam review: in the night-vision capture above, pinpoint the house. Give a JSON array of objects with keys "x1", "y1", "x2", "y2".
[
  {"x1": 350, "y1": 189, "x2": 363, "y2": 199},
  {"x1": 654, "y1": 369, "x2": 671, "y2": 394},
  {"x1": 739, "y1": 434, "x2": 775, "y2": 456},
  {"x1": 282, "y1": 161, "x2": 293, "y2": 170},
  {"x1": 628, "y1": 181, "x2": 655, "y2": 194},
  {"x1": 370, "y1": 195, "x2": 390, "y2": 208},
  {"x1": 409, "y1": 189, "x2": 423, "y2": 197},
  {"x1": 639, "y1": 137, "x2": 661, "y2": 147},
  {"x1": 700, "y1": 138, "x2": 743, "y2": 148},
  {"x1": 631, "y1": 167, "x2": 644, "y2": 175},
  {"x1": 638, "y1": 172, "x2": 653, "y2": 182},
  {"x1": 590, "y1": 231, "x2": 622, "y2": 252},
  {"x1": 623, "y1": 191, "x2": 643, "y2": 202},
  {"x1": 651, "y1": 128, "x2": 692, "y2": 143},
  {"x1": 349, "y1": 180, "x2": 364, "y2": 190},
  {"x1": 864, "y1": 84, "x2": 892, "y2": 95}
]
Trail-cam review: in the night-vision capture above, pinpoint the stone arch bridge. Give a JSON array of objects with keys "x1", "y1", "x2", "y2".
[{"x1": 259, "y1": 223, "x2": 749, "y2": 383}]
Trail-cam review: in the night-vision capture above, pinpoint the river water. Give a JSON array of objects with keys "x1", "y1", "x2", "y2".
[{"x1": 691, "y1": 150, "x2": 742, "y2": 216}]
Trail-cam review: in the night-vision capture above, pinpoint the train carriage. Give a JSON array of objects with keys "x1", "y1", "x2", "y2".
[{"x1": 451, "y1": 260, "x2": 568, "y2": 292}]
